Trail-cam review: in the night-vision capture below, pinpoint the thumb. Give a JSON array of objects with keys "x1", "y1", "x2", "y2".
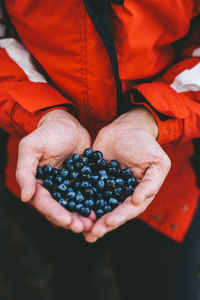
[{"x1": 16, "y1": 137, "x2": 42, "y2": 202}]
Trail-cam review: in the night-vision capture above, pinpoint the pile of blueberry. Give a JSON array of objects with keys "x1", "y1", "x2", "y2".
[{"x1": 36, "y1": 148, "x2": 137, "y2": 219}]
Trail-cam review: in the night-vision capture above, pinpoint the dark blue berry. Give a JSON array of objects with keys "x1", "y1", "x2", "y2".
[
  {"x1": 80, "y1": 166, "x2": 92, "y2": 175},
  {"x1": 55, "y1": 175, "x2": 63, "y2": 184},
  {"x1": 75, "y1": 203, "x2": 84, "y2": 213},
  {"x1": 75, "y1": 192, "x2": 85, "y2": 203},
  {"x1": 43, "y1": 178, "x2": 53, "y2": 189},
  {"x1": 83, "y1": 148, "x2": 94, "y2": 158},
  {"x1": 127, "y1": 177, "x2": 137, "y2": 187},
  {"x1": 96, "y1": 209, "x2": 105, "y2": 219},
  {"x1": 80, "y1": 181, "x2": 91, "y2": 189},
  {"x1": 108, "y1": 197, "x2": 118, "y2": 208},
  {"x1": 80, "y1": 206, "x2": 91, "y2": 217},
  {"x1": 90, "y1": 175, "x2": 99, "y2": 184},
  {"x1": 74, "y1": 181, "x2": 81, "y2": 190},
  {"x1": 113, "y1": 187, "x2": 123, "y2": 197},
  {"x1": 98, "y1": 170, "x2": 108, "y2": 178},
  {"x1": 96, "y1": 199, "x2": 105, "y2": 209},
  {"x1": 80, "y1": 173, "x2": 91, "y2": 181},
  {"x1": 62, "y1": 179, "x2": 71, "y2": 187},
  {"x1": 67, "y1": 201, "x2": 76, "y2": 212},
  {"x1": 96, "y1": 159, "x2": 107, "y2": 169},
  {"x1": 122, "y1": 168, "x2": 133, "y2": 179},
  {"x1": 52, "y1": 168, "x2": 59, "y2": 176},
  {"x1": 107, "y1": 167, "x2": 117, "y2": 176},
  {"x1": 82, "y1": 157, "x2": 89, "y2": 165},
  {"x1": 115, "y1": 178, "x2": 125, "y2": 187},
  {"x1": 75, "y1": 162, "x2": 84, "y2": 170},
  {"x1": 46, "y1": 175, "x2": 53, "y2": 181},
  {"x1": 51, "y1": 191, "x2": 62, "y2": 200},
  {"x1": 59, "y1": 169, "x2": 69, "y2": 179},
  {"x1": 92, "y1": 151, "x2": 103, "y2": 162},
  {"x1": 57, "y1": 184, "x2": 68, "y2": 194},
  {"x1": 70, "y1": 171, "x2": 79, "y2": 180},
  {"x1": 124, "y1": 185, "x2": 134, "y2": 196},
  {"x1": 84, "y1": 188, "x2": 95, "y2": 197},
  {"x1": 103, "y1": 190, "x2": 113, "y2": 199},
  {"x1": 36, "y1": 167, "x2": 44, "y2": 179},
  {"x1": 72, "y1": 153, "x2": 81, "y2": 162},
  {"x1": 85, "y1": 199, "x2": 95, "y2": 208},
  {"x1": 104, "y1": 205, "x2": 112, "y2": 213},
  {"x1": 106, "y1": 179, "x2": 115, "y2": 189},
  {"x1": 43, "y1": 164, "x2": 53, "y2": 175},
  {"x1": 96, "y1": 179, "x2": 105, "y2": 191},
  {"x1": 66, "y1": 191, "x2": 76, "y2": 200},
  {"x1": 109, "y1": 160, "x2": 119, "y2": 168},
  {"x1": 58, "y1": 198, "x2": 68, "y2": 208}
]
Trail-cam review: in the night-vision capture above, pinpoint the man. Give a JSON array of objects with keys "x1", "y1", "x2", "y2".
[{"x1": 0, "y1": 0, "x2": 200, "y2": 299}]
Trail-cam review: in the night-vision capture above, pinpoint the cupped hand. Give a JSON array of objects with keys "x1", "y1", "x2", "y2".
[
  {"x1": 16, "y1": 109, "x2": 93, "y2": 233},
  {"x1": 84, "y1": 107, "x2": 171, "y2": 242}
]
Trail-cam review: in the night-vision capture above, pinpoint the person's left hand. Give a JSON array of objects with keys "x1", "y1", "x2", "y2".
[{"x1": 84, "y1": 107, "x2": 171, "y2": 242}]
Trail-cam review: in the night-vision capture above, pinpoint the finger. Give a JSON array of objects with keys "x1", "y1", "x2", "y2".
[
  {"x1": 132, "y1": 163, "x2": 168, "y2": 205},
  {"x1": 16, "y1": 138, "x2": 42, "y2": 202},
  {"x1": 31, "y1": 184, "x2": 72, "y2": 228}
]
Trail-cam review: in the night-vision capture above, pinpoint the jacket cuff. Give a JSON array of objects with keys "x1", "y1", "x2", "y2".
[{"x1": 130, "y1": 87, "x2": 184, "y2": 146}]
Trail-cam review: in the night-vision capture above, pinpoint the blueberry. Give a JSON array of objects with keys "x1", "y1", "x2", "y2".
[
  {"x1": 106, "y1": 179, "x2": 115, "y2": 189},
  {"x1": 104, "y1": 205, "x2": 112, "y2": 213},
  {"x1": 108, "y1": 197, "x2": 118, "y2": 208},
  {"x1": 82, "y1": 157, "x2": 89, "y2": 165},
  {"x1": 80, "y1": 181, "x2": 91, "y2": 189},
  {"x1": 127, "y1": 177, "x2": 137, "y2": 187},
  {"x1": 92, "y1": 151, "x2": 103, "y2": 162},
  {"x1": 115, "y1": 167, "x2": 122, "y2": 176},
  {"x1": 103, "y1": 190, "x2": 113, "y2": 199},
  {"x1": 122, "y1": 168, "x2": 133, "y2": 179},
  {"x1": 115, "y1": 178, "x2": 125, "y2": 187},
  {"x1": 59, "y1": 169, "x2": 69, "y2": 179},
  {"x1": 75, "y1": 192, "x2": 85, "y2": 203},
  {"x1": 88, "y1": 162, "x2": 96, "y2": 169},
  {"x1": 109, "y1": 160, "x2": 120, "y2": 168},
  {"x1": 83, "y1": 148, "x2": 94, "y2": 158},
  {"x1": 67, "y1": 187, "x2": 74, "y2": 193},
  {"x1": 43, "y1": 178, "x2": 53, "y2": 189},
  {"x1": 96, "y1": 179, "x2": 105, "y2": 191},
  {"x1": 74, "y1": 181, "x2": 81, "y2": 190},
  {"x1": 62, "y1": 179, "x2": 71, "y2": 187},
  {"x1": 84, "y1": 188, "x2": 95, "y2": 197},
  {"x1": 43, "y1": 164, "x2": 53, "y2": 175},
  {"x1": 80, "y1": 206, "x2": 91, "y2": 217},
  {"x1": 52, "y1": 168, "x2": 59, "y2": 176},
  {"x1": 96, "y1": 209, "x2": 105, "y2": 219},
  {"x1": 75, "y1": 162, "x2": 84, "y2": 171},
  {"x1": 67, "y1": 164, "x2": 75, "y2": 172},
  {"x1": 85, "y1": 199, "x2": 95, "y2": 208},
  {"x1": 70, "y1": 171, "x2": 79, "y2": 180},
  {"x1": 124, "y1": 185, "x2": 134, "y2": 196},
  {"x1": 107, "y1": 167, "x2": 117, "y2": 176},
  {"x1": 96, "y1": 159, "x2": 107, "y2": 169},
  {"x1": 80, "y1": 173, "x2": 91, "y2": 181},
  {"x1": 51, "y1": 191, "x2": 62, "y2": 200},
  {"x1": 98, "y1": 170, "x2": 108, "y2": 178},
  {"x1": 64, "y1": 157, "x2": 73, "y2": 166},
  {"x1": 51, "y1": 183, "x2": 58, "y2": 193},
  {"x1": 58, "y1": 198, "x2": 68, "y2": 208},
  {"x1": 66, "y1": 191, "x2": 76, "y2": 200},
  {"x1": 75, "y1": 203, "x2": 84, "y2": 213},
  {"x1": 46, "y1": 175, "x2": 53, "y2": 181},
  {"x1": 36, "y1": 167, "x2": 44, "y2": 179},
  {"x1": 96, "y1": 199, "x2": 105, "y2": 209},
  {"x1": 80, "y1": 166, "x2": 92, "y2": 175},
  {"x1": 67, "y1": 201, "x2": 76, "y2": 212},
  {"x1": 72, "y1": 153, "x2": 81, "y2": 162},
  {"x1": 57, "y1": 184, "x2": 68, "y2": 194},
  {"x1": 90, "y1": 175, "x2": 99, "y2": 184},
  {"x1": 55, "y1": 175, "x2": 63, "y2": 184},
  {"x1": 113, "y1": 187, "x2": 123, "y2": 197}
]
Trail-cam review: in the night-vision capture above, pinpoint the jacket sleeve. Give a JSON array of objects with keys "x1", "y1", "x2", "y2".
[
  {"x1": 0, "y1": 2, "x2": 74, "y2": 137},
  {"x1": 131, "y1": 11, "x2": 200, "y2": 147}
]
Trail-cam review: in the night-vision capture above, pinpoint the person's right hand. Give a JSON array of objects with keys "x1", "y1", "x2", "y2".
[{"x1": 16, "y1": 109, "x2": 93, "y2": 233}]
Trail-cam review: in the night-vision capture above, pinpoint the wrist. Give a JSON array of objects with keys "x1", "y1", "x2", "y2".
[
  {"x1": 37, "y1": 109, "x2": 74, "y2": 128},
  {"x1": 119, "y1": 107, "x2": 158, "y2": 139}
]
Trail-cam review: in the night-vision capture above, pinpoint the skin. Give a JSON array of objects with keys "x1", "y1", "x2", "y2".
[
  {"x1": 16, "y1": 107, "x2": 171, "y2": 240},
  {"x1": 83, "y1": 107, "x2": 171, "y2": 242},
  {"x1": 16, "y1": 109, "x2": 94, "y2": 234}
]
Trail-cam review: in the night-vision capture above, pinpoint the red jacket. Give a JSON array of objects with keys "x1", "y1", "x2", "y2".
[{"x1": 1, "y1": 0, "x2": 200, "y2": 242}]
